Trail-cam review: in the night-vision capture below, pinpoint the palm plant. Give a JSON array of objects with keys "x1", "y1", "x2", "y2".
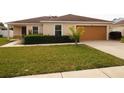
[{"x1": 69, "y1": 26, "x2": 85, "y2": 45}]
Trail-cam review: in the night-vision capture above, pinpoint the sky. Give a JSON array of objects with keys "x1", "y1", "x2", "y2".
[{"x1": 0, "y1": 0, "x2": 124, "y2": 23}]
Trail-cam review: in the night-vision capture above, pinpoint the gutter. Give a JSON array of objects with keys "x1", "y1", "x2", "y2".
[{"x1": 40, "y1": 21, "x2": 112, "y2": 24}]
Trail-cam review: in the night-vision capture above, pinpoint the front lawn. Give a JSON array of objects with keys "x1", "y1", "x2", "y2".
[
  {"x1": 0, "y1": 45, "x2": 124, "y2": 77},
  {"x1": 0, "y1": 38, "x2": 10, "y2": 46}
]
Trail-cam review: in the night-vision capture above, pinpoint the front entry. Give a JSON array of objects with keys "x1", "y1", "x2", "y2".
[{"x1": 21, "y1": 26, "x2": 27, "y2": 36}]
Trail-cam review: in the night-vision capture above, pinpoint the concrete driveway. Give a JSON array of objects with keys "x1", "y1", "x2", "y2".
[{"x1": 83, "y1": 40, "x2": 124, "y2": 60}]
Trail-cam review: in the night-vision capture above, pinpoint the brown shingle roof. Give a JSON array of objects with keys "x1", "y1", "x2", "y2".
[
  {"x1": 48, "y1": 14, "x2": 110, "y2": 22},
  {"x1": 7, "y1": 14, "x2": 111, "y2": 23},
  {"x1": 8, "y1": 16, "x2": 58, "y2": 23}
]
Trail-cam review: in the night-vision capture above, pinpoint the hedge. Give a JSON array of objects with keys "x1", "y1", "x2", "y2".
[
  {"x1": 0, "y1": 35, "x2": 3, "y2": 38},
  {"x1": 23, "y1": 35, "x2": 75, "y2": 44},
  {"x1": 109, "y1": 31, "x2": 122, "y2": 40}
]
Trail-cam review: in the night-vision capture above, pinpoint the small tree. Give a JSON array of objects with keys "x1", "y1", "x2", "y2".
[{"x1": 69, "y1": 26, "x2": 85, "y2": 45}]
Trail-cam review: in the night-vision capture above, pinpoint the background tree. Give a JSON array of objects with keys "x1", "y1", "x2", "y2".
[
  {"x1": 69, "y1": 26, "x2": 85, "y2": 45},
  {"x1": 0, "y1": 22, "x2": 7, "y2": 30}
]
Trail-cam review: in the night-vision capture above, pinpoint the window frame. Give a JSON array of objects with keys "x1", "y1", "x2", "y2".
[
  {"x1": 54, "y1": 24, "x2": 63, "y2": 36},
  {"x1": 32, "y1": 26, "x2": 39, "y2": 34}
]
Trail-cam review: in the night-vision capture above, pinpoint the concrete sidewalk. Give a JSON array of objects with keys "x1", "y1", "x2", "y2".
[
  {"x1": 1, "y1": 40, "x2": 21, "y2": 47},
  {"x1": 16, "y1": 66, "x2": 124, "y2": 78},
  {"x1": 1, "y1": 42, "x2": 84, "y2": 47}
]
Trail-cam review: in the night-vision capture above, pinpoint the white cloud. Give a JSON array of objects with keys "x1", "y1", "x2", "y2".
[{"x1": 0, "y1": 0, "x2": 124, "y2": 22}]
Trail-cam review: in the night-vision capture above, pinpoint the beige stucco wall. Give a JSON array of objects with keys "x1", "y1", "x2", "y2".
[
  {"x1": 111, "y1": 25, "x2": 124, "y2": 36},
  {"x1": 42, "y1": 23, "x2": 75, "y2": 35},
  {"x1": 13, "y1": 26, "x2": 22, "y2": 36},
  {"x1": 12, "y1": 24, "x2": 43, "y2": 36},
  {"x1": 26, "y1": 24, "x2": 43, "y2": 34},
  {"x1": 12, "y1": 23, "x2": 111, "y2": 40},
  {"x1": 12, "y1": 23, "x2": 75, "y2": 36},
  {"x1": 62, "y1": 23, "x2": 75, "y2": 35},
  {"x1": 43, "y1": 23, "x2": 54, "y2": 35},
  {"x1": 42, "y1": 23, "x2": 110, "y2": 40}
]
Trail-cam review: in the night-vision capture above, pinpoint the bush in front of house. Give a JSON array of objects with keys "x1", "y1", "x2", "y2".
[
  {"x1": 121, "y1": 36, "x2": 124, "y2": 43},
  {"x1": 109, "y1": 31, "x2": 122, "y2": 40},
  {"x1": 13, "y1": 35, "x2": 22, "y2": 39},
  {"x1": 0, "y1": 35, "x2": 3, "y2": 38},
  {"x1": 23, "y1": 35, "x2": 75, "y2": 44}
]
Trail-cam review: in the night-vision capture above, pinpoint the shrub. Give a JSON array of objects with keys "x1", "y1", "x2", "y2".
[
  {"x1": 0, "y1": 35, "x2": 3, "y2": 38},
  {"x1": 109, "y1": 31, "x2": 122, "y2": 40},
  {"x1": 121, "y1": 36, "x2": 124, "y2": 43},
  {"x1": 23, "y1": 35, "x2": 75, "y2": 44},
  {"x1": 13, "y1": 35, "x2": 22, "y2": 39}
]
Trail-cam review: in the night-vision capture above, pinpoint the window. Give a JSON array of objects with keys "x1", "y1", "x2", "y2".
[
  {"x1": 33, "y1": 26, "x2": 38, "y2": 34},
  {"x1": 55, "y1": 25, "x2": 62, "y2": 37}
]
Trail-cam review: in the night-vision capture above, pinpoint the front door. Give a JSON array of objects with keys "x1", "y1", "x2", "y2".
[{"x1": 21, "y1": 26, "x2": 27, "y2": 36}]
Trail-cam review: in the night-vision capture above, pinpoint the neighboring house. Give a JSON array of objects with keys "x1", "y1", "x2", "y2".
[
  {"x1": 0, "y1": 30, "x2": 13, "y2": 38},
  {"x1": 0, "y1": 22, "x2": 13, "y2": 38},
  {"x1": 7, "y1": 14, "x2": 112, "y2": 40},
  {"x1": 111, "y1": 20, "x2": 124, "y2": 36}
]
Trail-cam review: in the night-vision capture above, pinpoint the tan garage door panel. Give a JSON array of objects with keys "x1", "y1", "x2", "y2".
[{"x1": 77, "y1": 26, "x2": 107, "y2": 40}]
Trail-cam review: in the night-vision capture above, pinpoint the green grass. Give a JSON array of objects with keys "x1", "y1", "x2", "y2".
[
  {"x1": 0, "y1": 45, "x2": 124, "y2": 77},
  {"x1": 0, "y1": 38, "x2": 10, "y2": 46}
]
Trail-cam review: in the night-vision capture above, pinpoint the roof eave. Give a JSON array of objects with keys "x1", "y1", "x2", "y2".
[
  {"x1": 6, "y1": 21, "x2": 112, "y2": 25},
  {"x1": 6, "y1": 22, "x2": 40, "y2": 25}
]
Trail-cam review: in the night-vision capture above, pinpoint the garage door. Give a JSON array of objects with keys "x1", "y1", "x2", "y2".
[{"x1": 77, "y1": 26, "x2": 107, "y2": 41}]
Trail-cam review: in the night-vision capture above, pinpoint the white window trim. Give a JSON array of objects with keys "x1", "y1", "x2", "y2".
[
  {"x1": 32, "y1": 26, "x2": 39, "y2": 34},
  {"x1": 54, "y1": 24, "x2": 63, "y2": 36}
]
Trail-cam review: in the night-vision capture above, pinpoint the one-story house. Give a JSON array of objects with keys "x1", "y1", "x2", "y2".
[
  {"x1": 111, "y1": 20, "x2": 124, "y2": 36},
  {"x1": 7, "y1": 14, "x2": 112, "y2": 40}
]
